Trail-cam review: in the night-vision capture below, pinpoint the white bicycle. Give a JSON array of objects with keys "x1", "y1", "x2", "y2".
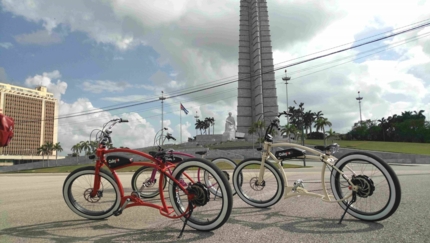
[{"x1": 232, "y1": 112, "x2": 401, "y2": 223}]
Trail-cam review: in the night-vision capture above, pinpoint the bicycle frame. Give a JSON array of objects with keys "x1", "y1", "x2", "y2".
[
  {"x1": 258, "y1": 141, "x2": 355, "y2": 203},
  {"x1": 91, "y1": 147, "x2": 193, "y2": 219}
]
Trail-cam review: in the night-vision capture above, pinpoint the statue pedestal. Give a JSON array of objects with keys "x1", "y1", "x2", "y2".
[{"x1": 222, "y1": 130, "x2": 236, "y2": 141}]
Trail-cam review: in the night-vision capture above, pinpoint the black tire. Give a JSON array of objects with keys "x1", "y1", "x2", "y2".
[
  {"x1": 233, "y1": 158, "x2": 284, "y2": 208},
  {"x1": 63, "y1": 166, "x2": 121, "y2": 219},
  {"x1": 131, "y1": 166, "x2": 167, "y2": 198},
  {"x1": 207, "y1": 157, "x2": 239, "y2": 196},
  {"x1": 330, "y1": 152, "x2": 401, "y2": 221},
  {"x1": 168, "y1": 158, "x2": 233, "y2": 231}
]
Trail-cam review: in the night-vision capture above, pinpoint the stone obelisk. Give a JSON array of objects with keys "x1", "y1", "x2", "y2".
[{"x1": 237, "y1": 0, "x2": 278, "y2": 134}]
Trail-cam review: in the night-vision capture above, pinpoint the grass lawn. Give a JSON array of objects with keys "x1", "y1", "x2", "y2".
[
  {"x1": 305, "y1": 139, "x2": 430, "y2": 156},
  {"x1": 9, "y1": 159, "x2": 310, "y2": 173}
]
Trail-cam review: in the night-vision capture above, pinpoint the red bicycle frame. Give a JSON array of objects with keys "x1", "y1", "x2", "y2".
[{"x1": 90, "y1": 146, "x2": 194, "y2": 219}]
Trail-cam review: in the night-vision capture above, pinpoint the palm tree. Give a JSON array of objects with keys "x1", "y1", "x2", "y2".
[
  {"x1": 248, "y1": 120, "x2": 266, "y2": 145},
  {"x1": 325, "y1": 128, "x2": 339, "y2": 144},
  {"x1": 281, "y1": 124, "x2": 298, "y2": 143},
  {"x1": 378, "y1": 117, "x2": 387, "y2": 141},
  {"x1": 37, "y1": 145, "x2": 46, "y2": 167},
  {"x1": 43, "y1": 141, "x2": 54, "y2": 167},
  {"x1": 314, "y1": 118, "x2": 332, "y2": 145},
  {"x1": 53, "y1": 142, "x2": 63, "y2": 166},
  {"x1": 211, "y1": 117, "x2": 215, "y2": 134},
  {"x1": 203, "y1": 118, "x2": 211, "y2": 135},
  {"x1": 71, "y1": 144, "x2": 80, "y2": 163},
  {"x1": 79, "y1": 141, "x2": 91, "y2": 156},
  {"x1": 195, "y1": 119, "x2": 204, "y2": 135}
]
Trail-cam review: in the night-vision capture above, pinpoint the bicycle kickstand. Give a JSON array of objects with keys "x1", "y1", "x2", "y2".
[
  {"x1": 178, "y1": 203, "x2": 194, "y2": 238},
  {"x1": 338, "y1": 191, "x2": 357, "y2": 224}
]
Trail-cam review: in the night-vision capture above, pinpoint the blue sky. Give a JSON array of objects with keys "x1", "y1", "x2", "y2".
[{"x1": 1, "y1": 0, "x2": 430, "y2": 155}]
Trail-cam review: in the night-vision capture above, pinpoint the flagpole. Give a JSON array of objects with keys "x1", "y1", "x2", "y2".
[{"x1": 180, "y1": 105, "x2": 182, "y2": 144}]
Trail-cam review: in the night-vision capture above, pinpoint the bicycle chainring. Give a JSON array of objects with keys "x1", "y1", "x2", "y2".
[
  {"x1": 187, "y1": 182, "x2": 210, "y2": 206},
  {"x1": 351, "y1": 175, "x2": 375, "y2": 198}
]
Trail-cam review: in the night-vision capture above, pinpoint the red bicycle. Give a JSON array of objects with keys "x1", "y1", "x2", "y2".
[{"x1": 62, "y1": 118, "x2": 233, "y2": 237}]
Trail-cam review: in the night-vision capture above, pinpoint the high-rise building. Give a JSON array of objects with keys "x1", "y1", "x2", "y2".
[
  {"x1": 237, "y1": 0, "x2": 278, "y2": 134},
  {"x1": 0, "y1": 82, "x2": 58, "y2": 160}
]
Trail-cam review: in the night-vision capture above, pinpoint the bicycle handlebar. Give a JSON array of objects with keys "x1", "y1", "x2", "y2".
[{"x1": 166, "y1": 133, "x2": 176, "y2": 141}]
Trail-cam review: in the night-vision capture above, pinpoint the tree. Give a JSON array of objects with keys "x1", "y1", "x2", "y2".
[
  {"x1": 325, "y1": 128, "x2": 339, "y2": 144},
  {"x1": 314, "y1": 118, "x2": 332, "y2": 145},
  {"x1": 378, "y1": 117, "x2": 388, "y2": 141},
  {"x1": 195, "y1": 119, "x2": 205, "y2": 135},
  {"x1": 53, "y1": 142, "x2": 63, "y2": 166},
  {"x1": 71, "y1": 144, "x2": 80, "y2": 163},
  {"x1": 248, "y1": 120, "x2": 266, "y2": 145},
  {"x1": 37, "y1": 145, "x2": 47, "y2": 167},
  {"x1": 43, "y1": 141, "x2": 54, "y2": 167},
  {"x1": 281, "y1": 124, "x2": 298, "y2": 143}
]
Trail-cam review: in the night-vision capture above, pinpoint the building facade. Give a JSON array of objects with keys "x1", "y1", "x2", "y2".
[
  {"x1": 0, "y1": 82, "x2": 58, "y2": 160},
  {"x1": 237, "y1": 0, "x2": 278, "y2": 134}
]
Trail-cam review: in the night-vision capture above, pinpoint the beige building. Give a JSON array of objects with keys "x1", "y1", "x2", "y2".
[{"x1": 0, "y1": 82, "x2": 59, "y2": 163}]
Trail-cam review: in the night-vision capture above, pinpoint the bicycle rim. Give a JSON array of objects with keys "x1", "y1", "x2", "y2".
[
  {"x1": 63, "y1": 167, "x2": 121, "y2": 219},
  {"x1": 207, "y1": 157, "x2": 238, "y2": 196},
  {"x1": 132, "y1": 166, "x2": 166, "y2": 198},
  {"x1": 168, "y1": 158, "x2": 233, "y2": 231},
  {"x1": 331, "y1": 152, "x2": 401, "y2": 221},
  {"x1": 233, "y1": 159, "x2": 284, "y2": 208}
]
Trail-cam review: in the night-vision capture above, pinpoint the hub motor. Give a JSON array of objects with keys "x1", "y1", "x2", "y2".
[
  {"x1": 187, "y1": 182, "x2": 210, "y2": 206},
  {"x1": 351, "y1": 175, "x2": 375, "y2": 198}
]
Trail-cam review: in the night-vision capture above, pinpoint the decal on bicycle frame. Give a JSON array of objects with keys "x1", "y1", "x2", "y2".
[
  {"x1": 106, "y1": 155, "x2": 133, "y2": 168},
  {"x1": 275, "y1": 148, "x2": 305, "y2": 160}
]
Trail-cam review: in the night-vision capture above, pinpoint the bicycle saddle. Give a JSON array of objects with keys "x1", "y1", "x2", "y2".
[
  {"x1": 149, "y1": 151, "x2": 166, "y2": 158},
  {"x1": 195, "y1": 151, "x2": 207, "y2": 155}
]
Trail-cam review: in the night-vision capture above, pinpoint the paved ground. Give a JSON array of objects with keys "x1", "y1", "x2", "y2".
[{"x1": 0, "y1": 161, "x2": 429, "y2": 243}]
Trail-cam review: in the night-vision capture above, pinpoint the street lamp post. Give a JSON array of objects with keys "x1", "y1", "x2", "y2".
[
  {"x1": 194, "y1": 111, "x2": 199, "y2": 139},
  {"x1": 159, "y1": 91, "x2": 166, "y2": 141},
  {"x1": 282, "y1": 70, "x2": 291, "y2": 142},
  {"x1": 356, "y1": 91, "x2": 363, "y2": 125}
]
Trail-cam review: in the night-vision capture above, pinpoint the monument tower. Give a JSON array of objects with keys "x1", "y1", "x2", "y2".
[{"x1": 237, "y1": 0, "x2": 278, "y2": 134}]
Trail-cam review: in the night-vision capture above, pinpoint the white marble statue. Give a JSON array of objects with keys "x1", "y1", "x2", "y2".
[{"x1": 223, "y1": 112, "x2": 236, "y2": 141}]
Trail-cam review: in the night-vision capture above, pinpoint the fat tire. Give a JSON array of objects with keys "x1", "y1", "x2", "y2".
[
  {"x1": 209, "y1": 157, "x2": 238, "y2": 196},
  {"x1": 63, "y1": 166, "x2": 121, "y2": 219},
  {"x1": 233, "y1": 158, "x2": 284, "y2": 208},
  {"x1": 131, "y1": 166, "x2": 167, "y2": 198},
  {"x1": 168, "y1": 158, "x2": 233, "y2": 231},
  {"x1": 330, "y1": 152, "x2": 401, "y2": 221}
]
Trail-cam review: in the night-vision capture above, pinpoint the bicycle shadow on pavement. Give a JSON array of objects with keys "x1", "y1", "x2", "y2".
[
  {"x1": 228, "y1": 207, "x2": 383, "y2": 234},
  {"x1": 0, "y1": 219, "x2": 213, "y2": 243}
]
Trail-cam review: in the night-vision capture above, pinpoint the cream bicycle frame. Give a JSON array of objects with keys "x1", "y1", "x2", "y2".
[{"x1": 258, "y1": 141, "x2": 356, "y2": 203}]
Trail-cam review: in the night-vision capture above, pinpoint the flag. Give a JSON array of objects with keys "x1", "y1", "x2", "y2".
[{"x1": 180, "y1": 103, "x2": 189, "y2": 115}]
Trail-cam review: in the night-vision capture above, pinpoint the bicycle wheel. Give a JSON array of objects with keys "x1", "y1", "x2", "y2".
[
  {"x1": 205, "y1": 157, "x2": 239, "y2": 196},
  {"x1": 168, "y1": 158, "x2": 233, "y2": 231},
  {"x1": 131, "y1": 166, "x2": 167, "y2": 198},
  {"x1": 233, "y1": 158, "x2": 284, "y2": 208},
  {"x1": 63, "y1": 166, "x2": 121, "y2": 219},
  {"x1": 330, "y1": 152, "x2": 401, "y2": 221}
]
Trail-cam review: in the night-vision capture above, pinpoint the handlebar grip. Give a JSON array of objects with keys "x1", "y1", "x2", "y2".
[{"x1": 120, "y1": 118, "x2": 129, "y2": 123}]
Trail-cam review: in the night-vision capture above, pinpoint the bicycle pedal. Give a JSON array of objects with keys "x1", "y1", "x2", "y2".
[{"x1": 292, "y1": 179, "x2": 305, "y2": 191}]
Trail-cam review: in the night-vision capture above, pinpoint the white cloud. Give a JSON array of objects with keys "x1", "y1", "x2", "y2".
[
  {"x1": 0, "y1": 42, "x2": 13, "y2": 49},
  {"x1": 82, "y1": 80, "x2": 132, "y2": 93},
  {"x1": 0, "y1": 67, "x2": 7, "y2": 81},
  {"x1": 58, "y1": 98, "x2": 158, "y2": 153},
  {"x1": 24, "y1": 70, "x2": 67, "y2": 100},
  {"x1": 3, "y1": 0, "x2": 430, "y2": 135},
  {"x1": 101, "y1": 95, "x2": 150, "y2": 103},
  {"x1": 14, "y1": 29, "x2": 63, "y2": 45}
]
